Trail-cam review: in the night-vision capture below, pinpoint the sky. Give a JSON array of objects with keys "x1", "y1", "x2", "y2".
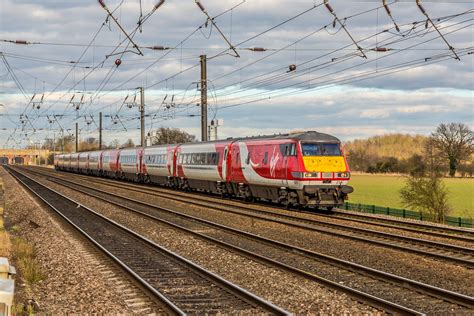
[{"x1": 0, "y1": 0, "x2": 472, "y2": 148}]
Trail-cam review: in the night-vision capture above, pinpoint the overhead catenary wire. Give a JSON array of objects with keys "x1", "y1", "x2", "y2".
[
  {"x1": 2, "y1": 1, "x2": 471, "y2": 147},
  {"x1": 209, "y1": 13, "x2": 472, "y2": 101}
]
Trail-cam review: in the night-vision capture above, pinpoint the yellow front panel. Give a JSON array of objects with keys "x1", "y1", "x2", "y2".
[{"x1": 303, "y1": 156, "x2": 347, "y2": 172}]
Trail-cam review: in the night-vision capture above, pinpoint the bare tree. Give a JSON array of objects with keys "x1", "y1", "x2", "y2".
[
  {"x1": 430, "y1": 123, "x2": 473, "y2": 177},
  {"x1": 400, "y1": 175, "x2": 450, "y2": 223},
  {"x1": 121, "y1": 138, "x2": 135, "y2": 148},
  {"x1": 108, "y1": 139, "x2": 120, "y2": 149},
  {"x1": 423, "y1": 137, "x2": 447, "y2": 177},
  {"x1": 151, "y1": 127, "x2": 196, "y2": 145}
]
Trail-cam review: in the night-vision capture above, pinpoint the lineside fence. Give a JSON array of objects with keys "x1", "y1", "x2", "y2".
[{"x1": 343, "y1": 202, "x2": 473, "y2": 228}]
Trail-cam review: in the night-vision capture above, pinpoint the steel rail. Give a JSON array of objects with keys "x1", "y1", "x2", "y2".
[
  {"x1": 16, "y1": 167, "x2": 429, "y2": 315},
  {"x1": 22, "y1": 167, "x2": 474, "y2": 267},
  {"x1": 41, "y1": 166, "x2": 474, "y2": 241},
  {"x1": 45, "y1": 173, "x2": 474, "y2": 312},
  {"x1": 7, "y1": 166, "x2": 290, "y2": 315}
]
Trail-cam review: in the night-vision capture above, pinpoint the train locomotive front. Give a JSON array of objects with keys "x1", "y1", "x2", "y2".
[{"x1": 284, "y1": 132, "x2": 353, "y2": 208}]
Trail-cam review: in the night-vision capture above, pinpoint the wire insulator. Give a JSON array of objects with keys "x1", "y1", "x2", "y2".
[
  {"x1": 195, "y1": 0, "x2": 206, "y2": 13},
  {"x1": 151, "y1": 46, "x2": 167, "y2": 50},
  {"x1": 249, "y1": 47, "x2": 266, "y2": 52},
  {"x1": 15, "y1": 40, "x2": 28, "y2": 45},
  {"x1": 154, "y1": 0, "x2": 165, "y2": 10},
  {"x1": 418, "y1": 3, "x2": 427, "y2": 15},
  {"x1": 372, "y1": 47, "x2": 391, "y2": 52},
  {"x1": 324, "y1": 1, "x2": 334, "y2": 13},
  {"x1": 98, "y1": 0, "x2": 106, "y2": 8}
]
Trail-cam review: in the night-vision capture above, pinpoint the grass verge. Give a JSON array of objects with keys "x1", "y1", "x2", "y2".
[
  {"x1": 11, "y1": 237, "x2": 44, "y2": 284},
  {"x1": 0, "y1": 179, "x2": 10, "y2": 257},
  {"x1": 348, "y1": 174, "x2": 473, "y2": 218}
]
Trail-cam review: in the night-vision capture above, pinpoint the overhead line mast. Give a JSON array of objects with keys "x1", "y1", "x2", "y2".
[{"x1": 200, "y1": 55, "x2": 208, "y2": 142}]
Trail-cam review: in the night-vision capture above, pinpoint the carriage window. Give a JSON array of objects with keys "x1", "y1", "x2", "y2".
[
  {"x1": 235, "y1": 153, "x2": 240, "y2": 164},
  {"x1": 263, "y1": 152, "x2": 268, "y2": 164},
  {"x1": 246, "y1": 153, "x2": 250, "y2": 165}
]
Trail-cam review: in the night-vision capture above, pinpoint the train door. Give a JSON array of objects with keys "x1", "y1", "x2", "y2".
[
  {"x1": 282, "y1": 144, "x2": 289, "y2": 187},
  {"x1": 222, "y1": 145, "x2": 229, "y2": 181},
  {"x1": 171, "y1": 147, "x2": 177, "y2": 177},
  {"x1": 277, "y1": 143, "x2": 291, "y2": 187},
  {"x1": 136, "y1": 149, "x2": 142, "y2": 174}
]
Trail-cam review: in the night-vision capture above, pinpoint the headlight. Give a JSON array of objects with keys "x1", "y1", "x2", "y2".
[
  {"x1": 291, "y1": 172, "x2": 321, "y2": 178},
  {"x1": 337, "y1": 172, "x2": 350, "y2": 178}
]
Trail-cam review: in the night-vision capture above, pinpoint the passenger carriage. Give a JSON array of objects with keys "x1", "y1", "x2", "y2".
[
  {"x1": 142, "y1": 145, "x2": 176, "y2": 185},
  {"x1": 78, "y1": 152, "x2": 89, "y2": 174},
  {"x1": 118, "y1": 148, "x2": 143, "y2": 181},
  {"x1": 100, "y1": 149, "x2": 120, "y2": 178},
  {"x1": 87, "y1": 151, "x2": 101, "y2": 175}
]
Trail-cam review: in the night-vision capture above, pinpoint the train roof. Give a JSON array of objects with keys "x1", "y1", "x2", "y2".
[{"x1": 222, "y1": 131, "x2": 341, "y2": 143}]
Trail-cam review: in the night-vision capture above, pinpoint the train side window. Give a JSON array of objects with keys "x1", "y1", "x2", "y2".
[
  {"x1": 279, "y1": 144, "x2": 288, "y2": 156},
  {"x1": 246, "y1": 153, "x2": 250, "y2": 165},
  {"x1": 235, "y1": 153, "x2": 240, "y2": 164},
  {"x1": 289, "y1": 143, "x2": 296, "y2": 156},
  {"x1": 263, "y1": 152, "x2": 268, "y2": 164}
]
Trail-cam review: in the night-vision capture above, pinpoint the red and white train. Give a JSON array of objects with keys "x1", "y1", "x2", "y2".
[{"x1": 55, "y1": 131, "x2": 353, "y2": 209}]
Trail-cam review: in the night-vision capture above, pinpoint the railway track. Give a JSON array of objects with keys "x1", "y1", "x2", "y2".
[
  {"x1": 17, "y1": 166, "x2": 474, "y2": 315},
  {"x1": 33, "y1": 167, "x2": 474, "y2": 242},
  {"x1": 329, "y1": 209, "x2": 473, "y2": 241},
  {"x1": 7, "y1": 166, "x2": 290, "y2": 315},
  {"x1": 28, "y1": 167, "x2": 474, "y2": 268}
]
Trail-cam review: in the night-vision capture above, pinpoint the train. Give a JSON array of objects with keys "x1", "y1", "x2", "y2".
[{"x1": 54, "y1": 131, "x2": 353, "y2": 209}]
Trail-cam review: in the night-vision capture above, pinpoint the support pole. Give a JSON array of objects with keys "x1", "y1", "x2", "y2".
[
  {"x1": 139, "y1": 87, "x2": 145, "y2": 147},
  {"x1": 75, "y1": 122, "x2": 79, "y2": 152},
  {"x1": 99, "y1": 112, "x2": 103, "y2": 149},
  {"x1": 200, "y1": 55, "x2": 208, "y2": 142}
]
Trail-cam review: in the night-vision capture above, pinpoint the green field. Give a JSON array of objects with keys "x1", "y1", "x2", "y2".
[{"x1": 348, "y1": 175, "x2": 474, "y2": 218}]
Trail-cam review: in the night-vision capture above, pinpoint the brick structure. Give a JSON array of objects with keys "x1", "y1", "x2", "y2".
[{"x1": 0, "y1": 149, "x2": 51, "y2": 165}]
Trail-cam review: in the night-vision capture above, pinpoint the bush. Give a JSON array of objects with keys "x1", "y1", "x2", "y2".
[{"x1": 400, "y1": 175, "x2": 450, "y2": 223}]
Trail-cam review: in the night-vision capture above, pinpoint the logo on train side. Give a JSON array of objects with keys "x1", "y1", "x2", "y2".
[{"x1": 269, "y1": 147, "x2": 280, "y2": 177}]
